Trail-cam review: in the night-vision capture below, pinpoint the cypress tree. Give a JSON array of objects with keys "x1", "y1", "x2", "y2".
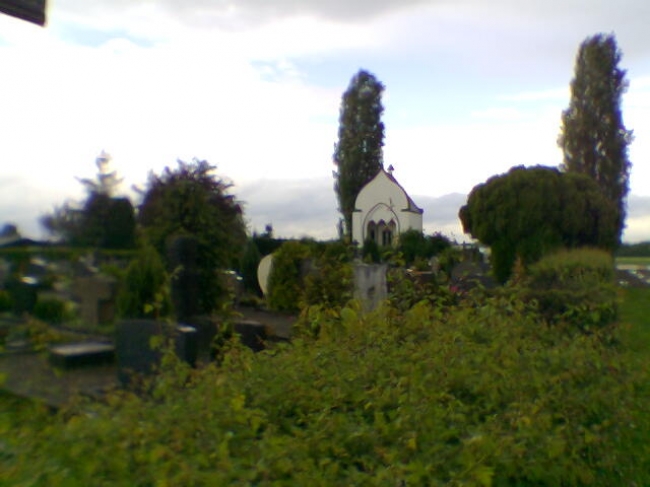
[
  {"x1": 333, "y1": 70, "x2": 385, "y2": 238},
  {"x1": 558, "y1": 33, "x2": 633, "y2": 244}
]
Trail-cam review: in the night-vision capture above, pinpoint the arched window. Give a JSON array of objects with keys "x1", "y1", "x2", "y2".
[
  {"x1": 382, "y1": 220, "x2": 396, "y2": 247},
  {"x1": 367, "y1": 221, "x2": 377, "y2": 244}
]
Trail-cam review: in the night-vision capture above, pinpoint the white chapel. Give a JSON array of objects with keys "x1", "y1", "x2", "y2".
[{"x1": 352, "y1": 166, "x2": 423, "y2": 246}]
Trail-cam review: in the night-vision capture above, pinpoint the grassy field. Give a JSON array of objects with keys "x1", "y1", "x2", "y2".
[{"x1": 616, "y1": 256, "x2": 650, "y2": 267}]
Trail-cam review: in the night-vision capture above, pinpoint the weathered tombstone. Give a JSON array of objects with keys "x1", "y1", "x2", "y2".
[
  {"x1": 353, "y1": 263, "x2": 388, "y2": 312},
  {"x1": 257, "y1": 254, "x2": 274, "y2": 296},
  {"x1": 49, "y1": 342, "x2": 115, "y2": 369},
  {"x1": 220, "y1": 270, "x2": 243, "y2": 306},
  {"x1": 233, "y1": 320, "x2": 268, "y2": 352},
  {"x1": 72, "y1": 255, "x2": 97, "y2": 277},
  {"x1": 181, "y1": 316, "x2": 219, "y2": 363},
  {"x1": 72, "y1": 275, "x2": 118, "y2": 326},
  {"x1": 167, "y1": 235, "x2": 201, "y2": 322},
  {"x1": 115, "y1": 320, "x2": 198, "y2": 387},
  {"x1": 6, "y1": 277, "x2": 38, "y2": 314}
]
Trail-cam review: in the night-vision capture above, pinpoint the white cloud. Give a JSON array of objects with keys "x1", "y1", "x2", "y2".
[
  {"x1": 498, "y1": 88, "x2": 569, "y2": 103},
  {"x1": 470, "y1": 107, "x2": 524, "y2": 121},
  {"x1": 1, "y1": 0, "x2": 649, "y2": 244}
]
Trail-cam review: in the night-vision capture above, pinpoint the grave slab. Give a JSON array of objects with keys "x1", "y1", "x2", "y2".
[{"x1": 49, "y1": 342, "x2": 115, "y2": 369}]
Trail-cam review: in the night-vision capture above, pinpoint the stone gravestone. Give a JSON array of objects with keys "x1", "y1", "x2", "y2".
[
  {"x1": 72, "y1": 275, "x2": 118, "y2": 326},
  {"x1": 49, "y1": 342, "x2": 115, "y2": 369},
  {"x1": 257, "y1": 254, "x2": 274, "y2": 296},
  {"x1": 167, "y1": 235, "x2": 201, "y2": 323},
  {"x1": 233, "y1": 320, "x2": 268, "y2": 352},
  {"x1": 353, "y1": 263, "x2": 388, "y2": 312},
  {"x1": 115, "y1": 320, "x2": 198, "y2": 387}
]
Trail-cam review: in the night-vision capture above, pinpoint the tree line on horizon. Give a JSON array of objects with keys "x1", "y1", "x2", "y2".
[
  {"x1": 7, "y1": 32, "x2": 632, "y2": 299},
  {"x1": 333, "y1": 32, "x2": 633, "y2": 281}
]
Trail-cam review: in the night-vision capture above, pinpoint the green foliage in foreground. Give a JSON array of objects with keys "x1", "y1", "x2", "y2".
[
  {"x1": 2, "y1": 296, "x2": 648, "y2": 486},
  {"x1": 618, "y1": 287, "x2": 650, "y2": 354},
  {"x1": 513, "y1": 248, "x2": 618, "y2": 332}
]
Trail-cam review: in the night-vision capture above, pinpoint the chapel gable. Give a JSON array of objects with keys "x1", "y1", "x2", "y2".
[{"x1": 351, "y1": 167, "x2": 423, "y2": 246}]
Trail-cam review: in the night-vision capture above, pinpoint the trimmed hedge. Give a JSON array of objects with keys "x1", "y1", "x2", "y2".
[
  {"x1": 2, "y1": 296, "x2": 648, "y2": 485},
  {"x1": 516, "y1": 248, "x2": 617, "y2": 331}
]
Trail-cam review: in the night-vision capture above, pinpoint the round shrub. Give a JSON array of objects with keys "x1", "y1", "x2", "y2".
[
  {"x1": 32, "y1": 297, "x2": 76, "y2": 325},
  {"x1": 267, "y1": 241, "x2": 310, "y2": 312},
  {"x1": 518, "y1": 247, "x2": 617, "y2": 330}
]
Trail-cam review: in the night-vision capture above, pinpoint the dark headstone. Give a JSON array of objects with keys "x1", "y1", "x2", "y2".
[
  {"x1": 180, "y1": 316, "x2": 219, "y2": 362},
  {"x1": 115, "y1": 320, "x2": 198, "y2": 387},
  {"x1": 49, "y1": 342, "x2": 115, "y2": 369},
  {"x1": 175, "y1": 325, "x2": 199, "y2": 364},
  {"x1": 6, "y1": 278, "x2": 38, "y2": 313},
  {"x1": 167, "y1": 235, "x2": 201, "y2": 321},
  {"x1": 233, "y1": 320, "x2": 268, "y2": 352}
]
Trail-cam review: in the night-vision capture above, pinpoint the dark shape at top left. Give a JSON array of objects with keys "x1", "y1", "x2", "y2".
[{"x1": 0, "y1": 0, "x2": 47, "y2": 26}]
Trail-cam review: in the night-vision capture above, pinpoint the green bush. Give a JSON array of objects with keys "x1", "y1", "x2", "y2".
[
  {"x1": 397, "y1": 229, "x2": 452, "y2": 267},
  {"x1": 517, "y1": 248, "x2": 617, "y2": 331},
  {"x1": 387, "y1": 267, "x2": 456, "y2": 313},
  {"x1": 302, "y1": 241, "x2": 353, "y2": 309},
  {"x1": 32, "y1": 297, "x2": 76, "y2": 325},
  {"x1": 0, "y1": 290, "x2": 13, "y2": 312},
  {"x1": 361, "y1": 238, "x2": 381, "y2": 263},
  {"x1": 267, "y1": 241, "x2": 311, "y2": 312},
  {"x1": 117, "y1": 244, "x2": 172, "y2": 319},
  {"x1": 2, "y1": 296, "x2": 647, "y2": 485}
]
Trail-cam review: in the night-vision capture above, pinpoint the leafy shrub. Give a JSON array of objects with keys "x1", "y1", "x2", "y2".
[
  {"x1": 437, "y1": 246, "x2": 463, "y2": 281},
  {"x1": 525, "y1": 247, "x2": 615, "y2": 288},
  {"x1": 267, "y1": 241, "x2": 310, "y2": 312},
  {"x1": 117, "y1": 244, "x2": 172, "y2": 319},
  {"x1": 32, "y1": 297, "x2": 76, "y2": 324},
  {"x1": 0, "y1": 290, "x2": 13, "y2": 312},
  {"x1": 361, "y1": 238, "x2": 380, "y2": 263},
  {"x1": 516, "y1": 248, "x2": 617, "y2": 331},
  {"x1": 2, "y1": 296, "x2": 647, "y2": 485},
  {"x1": 397, "y1": 229, "x2": 452, "y2": 267},
  {"x1": 6, "y1": 278, "x2": 37, "y2": 314},
  {"x1": 24, "y1": 318, "x2": 68, "y2": 350},
  {"x1": 387, "y1": 267, "x2": 456, "y2": 313},
  {"x1": 302, "y1": 241, "x2": 353, "y2": 309}
]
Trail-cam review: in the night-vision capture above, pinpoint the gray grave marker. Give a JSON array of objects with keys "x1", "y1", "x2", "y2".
[{"x1": 72, "y1": 275, "x2": 118, "y2": 326}]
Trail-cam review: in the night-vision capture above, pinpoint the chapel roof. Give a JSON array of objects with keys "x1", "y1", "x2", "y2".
[{"x1": 381, "y1": 167, "x2": 423, "y2": 214}]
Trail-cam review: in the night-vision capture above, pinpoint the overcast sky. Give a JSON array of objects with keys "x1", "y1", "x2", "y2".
[{"x1": 1, "y1": 0, "x2": 649, "y2": 242}]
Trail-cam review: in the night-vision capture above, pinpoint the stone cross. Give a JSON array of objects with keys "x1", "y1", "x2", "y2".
[{"x1": 72, "y1": 275, "x2": 118, "y2": 326}]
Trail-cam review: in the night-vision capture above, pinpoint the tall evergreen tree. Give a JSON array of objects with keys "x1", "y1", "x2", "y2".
[
  {"x1": 333, "y1": 70, "x2": 385, "y2": 238},
  {"x1": 558, "y1": 33, "x2": 633, "y2": 244}
]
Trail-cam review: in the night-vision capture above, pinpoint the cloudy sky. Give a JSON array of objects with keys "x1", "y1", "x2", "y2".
[{"x1": 1, "y1": 0, "x2": 649, "y2": 242}]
